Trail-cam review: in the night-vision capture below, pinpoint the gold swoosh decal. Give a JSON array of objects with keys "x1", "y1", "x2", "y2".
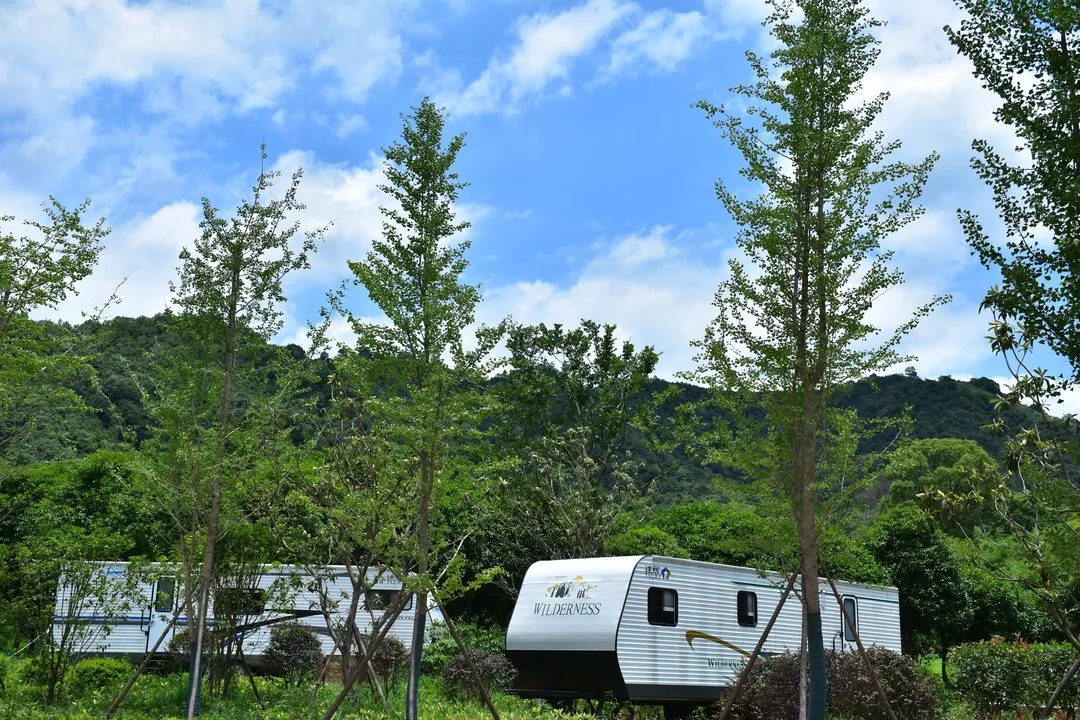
[{"x1": 685, "y1": 630, "x2": 752, "y2": 657}]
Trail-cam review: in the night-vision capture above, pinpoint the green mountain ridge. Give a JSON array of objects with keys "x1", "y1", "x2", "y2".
[{"x1": 16, "y1": 314, "x2": 1047, "y2": 504}]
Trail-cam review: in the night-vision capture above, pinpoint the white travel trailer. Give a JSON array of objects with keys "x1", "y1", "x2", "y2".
[
  {"x1": 52, "y1": 562, "x2": 443, "y2": 665},
  {"x1": 505, "y1": 555, "x2": 901, "y2": 713}
]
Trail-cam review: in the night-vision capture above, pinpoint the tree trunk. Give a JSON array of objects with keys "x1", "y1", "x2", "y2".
[
  {"x1": 406, "y1": 450, "x2": 432, "y2": 720},
  {"x1": 800, "y1": 598, "x2": 808, "y2": 720},
  {"x1": 798, "y1": 390, "x2": 826, "y2": 720},
  {"x1": 187, "y1": 273, "x2": 239, "y2": 720}
]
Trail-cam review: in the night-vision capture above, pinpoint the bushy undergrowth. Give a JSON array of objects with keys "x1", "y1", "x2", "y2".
[
  {"x1": 0, "y1": 663, "x2": 591, "y2": 719},
  {"x1": 265, "y1": 622, "x2": 322, "y2": 687},
  {"x1": 715, "y1": 647, "x2": 939, "y2": 720},
  {"x1": 951, "y1": 637, "x2": 1078, "y2": 718},
  {"x1": 421, "y1": 620, "x2": 505, "y2": 675},
  {"x1": 66, "y1": 658, "x2": 133, "y2": 699},
  {"x1": 440, "y1": 649, "x2": 517, "y2": 701},
  {"x1": 354, "y1": 634, "x2": 408, "y2": 686}
]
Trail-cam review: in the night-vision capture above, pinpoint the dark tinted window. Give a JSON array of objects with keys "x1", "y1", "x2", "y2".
[
  {"x1": 214, "y1": 588, "x2": 265, "y2": 616},
  {"x1": 737, "y1": 591, "x2": 757, "y2": 627},
  {"x1": 154, "y1": 577, "x2": 175, "y2": 613},
  {"x1": 365, "y1": 589, "x2": 412, "y2": 611},
  {"x1": 647, "y1": 587, "x2": 678, "y2": 626}
]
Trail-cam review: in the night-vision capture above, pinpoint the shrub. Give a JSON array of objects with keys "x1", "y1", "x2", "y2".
[
  {"x1": 354, "y1": 634, "x2": 408, "y2": 686},
  {"x1": 421, "y1": 620, "x2": 504, "y2": 675},
  {"x1": 265, "y1": 623, "x2": 322, "y2": 687},
  {"x1": 66, "y1": 658, "x2": 133, "y2": 698},
  {"x1": 952, "y1": 638, "x2": 1078, "y2": 718},
  {"x1": 827, "y1": 646, "x2": 939, "y2": 720},
  {"x1": 714, "y1": 647, "x2": 938, "y2": 720},
  {"x1": 165, "y1": 629, "x2": 190, "y2": 673},
  {"x1": 440, "y1": 650, "x2": 517, "y2": 701}
]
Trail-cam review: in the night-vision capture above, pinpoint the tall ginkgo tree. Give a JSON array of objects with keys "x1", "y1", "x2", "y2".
[
  {"x1": 337, "y1": 98, "x2": 503, "y2": 720},
  {"x1": 690, "y1": 1, "x2": 945, "y2": 717}
]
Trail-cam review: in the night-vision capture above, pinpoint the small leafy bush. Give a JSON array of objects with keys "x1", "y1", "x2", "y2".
[
  {"x1": 826, "y1": 646, "x2": 938, "y2": 720},
  {"x1": 14, "y1": 653, "x2": 50, "y2": 689},
  {"x1": 165, "y1": 629, "x2": 190, "y2": 673},
  {"x1": 422, "y1": 620, "x2": 505, "y2": 675},
  {"x1": 0, "y1": 654, "x2": 10, "y2": 693},
  {"x1": 66, "y1": 658, "x2": 133, "y2": 698},
  {"x1": 440, "y1": 650, "x2": 517, "y2": 701},
  {"x1": 952, "y1": 638, "x2": 1078, "y2": 718},
  {"x1": 354, "y1": 633, "x2": 408, "y2": 686},
  {"x1": 716, "y1": 647, "x2": 938, "y2": 720},
  {"x1": 266, "y1": 622, "x2": 323, "y2": 687}
]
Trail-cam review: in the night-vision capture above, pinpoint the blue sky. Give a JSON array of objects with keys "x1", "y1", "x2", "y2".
[{"x1": 3, "y1": 0, "x2": 1071, "y2": 408}]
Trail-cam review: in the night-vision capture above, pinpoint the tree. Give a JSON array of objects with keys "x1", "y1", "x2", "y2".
[
  {"x1": 336, "y1": 97, "x2": 502, "y2": 720},
  {"x1": 868, "y1": 503, "x2": 971, "y2": 673},
  {"x1": 150, "y1": 146, "x2": 324, "y2": 719},
  {"x1": 480, "y1": 320, "x2": 675, "y2": 598},
  {"x1": 0, "y1": 199, "x2": 109, "y2": 472},
  {"x1": 946, "y1": 0, "x2": 1080, "y2": 374},
  {"x1": 691, "y1": 0, "x2": 944, "y2": 716},
  {"x1": 946, "y1": 4, "x2": 1080, "y2": 711}
]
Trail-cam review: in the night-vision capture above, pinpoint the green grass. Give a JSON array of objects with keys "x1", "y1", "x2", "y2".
[
  {"x1": 919, "y1": 655, "x2": 943, "y2": 680},
  {"x1": 0, "y1": 669, "x2": 598, "y2": 720}
]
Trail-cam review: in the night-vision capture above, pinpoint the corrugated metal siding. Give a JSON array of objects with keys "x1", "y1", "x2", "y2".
[
  {"x1": 52, "y1": 563, "x2": 424, "y2": 662},
  {"x1": 616, "y1": 556, "x2": 901, "y2": 698}
]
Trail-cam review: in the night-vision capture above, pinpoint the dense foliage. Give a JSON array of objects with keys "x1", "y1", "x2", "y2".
[
  {"x1": 265, "y1": 623, "x2": 323, "y2": 688},
  {"x1": 951, "y1": 639, "x2": 1079, "y2": 718},
  {"x1": 717, "y1": 647, "x2": 939, "y2": 720}
]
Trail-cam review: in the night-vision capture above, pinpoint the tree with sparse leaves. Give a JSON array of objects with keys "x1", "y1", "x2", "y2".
[
  {"x1": 335, "y1": 97, "x2": 503, "y2": 720},
  {"x1": 482, "y1": 320, "x2": 673, "y2": 597},
  {"x1": 147, "y1": 147, "x2": 324, "y2": 719},
  {"x1": 947, "y1": 0, "x2": 1080, "y2": 377},
  {"x1": 691, "y1": 0, "x2": 944, "y2": 716}
]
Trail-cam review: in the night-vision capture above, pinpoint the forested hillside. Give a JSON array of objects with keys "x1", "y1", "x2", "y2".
[
  {"x1": 2, "y1": 2, "x2": 1079, "y2": 714},
  {"x1": 5, "y1": 313, "x2": 1045, "y2": 503}
]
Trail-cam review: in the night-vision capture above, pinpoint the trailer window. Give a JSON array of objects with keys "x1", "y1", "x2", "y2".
[
  {"x1": 737, "y1": 591, "x2": 757, "y2": 627},
  {"x1": 365, "y1": 589, "x2": 412, "y2": 612},
  {"x1": 842, "y1": 597, "x2": 857, "y2": 642},
  {"x1": 647, "y1": 587, "x2": 678, "y2": 626},
  {"x1": 214, "y1": 588, "x2": 265, "y2": 617},
  {"x1": 154, "y1": 577, "x2": 175, "y2": 613}
]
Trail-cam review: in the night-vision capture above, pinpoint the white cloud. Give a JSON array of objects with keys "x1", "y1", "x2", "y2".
[
  {"x1": 269, "y1": 150, "x2": 387, "y2": 290},
  {"x1": 436, "y1": 0, "x2": 635, "y2": 115},
  {"x1": 605, "y1": 9, "x2": 713, "y2": 77},
  {"x1": 0, "y1": 0, "x2": 413, "y2": 189},
  {"x1": 334, "y1": 114, "x2": 369, "y2": 139},
  {"x1": 48, "y1": 201, "x2": 202, "y2": 323},
  {"x1": 483, "y1": 220, "x2": 989, "y2": 385},
  {"x1": 482, "y1": 226, "x2": 722, "y2": 378}
]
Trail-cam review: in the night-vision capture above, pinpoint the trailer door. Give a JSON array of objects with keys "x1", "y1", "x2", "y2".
[{"x1": 147, "y1": 576, "x2": 177, "y2": 654}]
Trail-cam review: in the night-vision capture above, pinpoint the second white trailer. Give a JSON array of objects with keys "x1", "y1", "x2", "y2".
[
  {"x1": 505, "y1": 555, "x2": 901, "y2": 708},
  {"x1": 52, "y1": 563, "x2": 442, "y2": 666}
]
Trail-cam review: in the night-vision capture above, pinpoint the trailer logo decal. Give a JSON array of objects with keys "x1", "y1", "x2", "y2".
[
  {"x1": 534, "y1": 576, "x2": 602, "y2": 617},
  {"x1": 642, "y1": 565, "x2": 671, "y2": 581},
  {"x1": 544, "y1": 576, "x2": 597, "y2": 600},
  {"x1": 685, "y1": 630, "x2": 751, "y2": 658}
]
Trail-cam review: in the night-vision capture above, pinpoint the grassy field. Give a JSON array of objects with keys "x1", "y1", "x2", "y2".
[{"x1": 0, "y1": 671, "x2": 622, "y2": 720}]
